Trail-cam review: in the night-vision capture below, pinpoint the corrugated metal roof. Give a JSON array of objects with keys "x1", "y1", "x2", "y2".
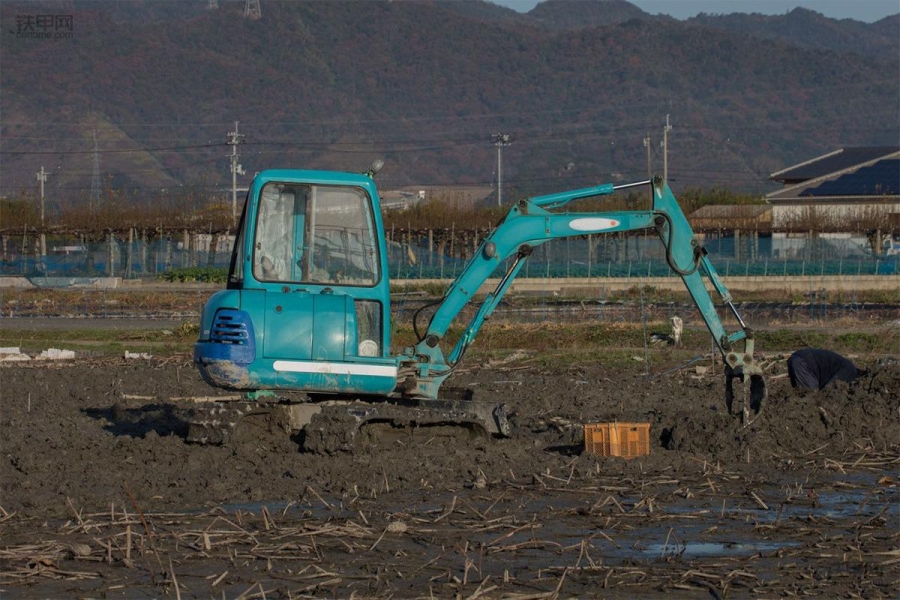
[
  {"x1": 768, "y1": 153, "x2": 900, "y2": 203},
  {"x1": 770, "y1": 146, "x2": 899, "y2": 183},
  {"x1": 800, "y1": 159, "x2": 899, "y2": 197}
]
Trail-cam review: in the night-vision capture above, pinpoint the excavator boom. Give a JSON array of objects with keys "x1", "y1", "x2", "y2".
[{"x1": 400, "y1": 176, "x2": 765, "y2": 421}]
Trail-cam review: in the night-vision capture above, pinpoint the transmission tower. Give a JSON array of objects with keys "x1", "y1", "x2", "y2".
[
  {"x1": 90, "y1": 130, "x2": 101, "y2": 210},
  {"x1": 207, "y1": 0, "x2": 218, "y2": 9},
  {"x1": 244, "y1": 0, "x2": 261, "y2": 20},
  {"x1": 227, "y1": 121, "x2": 246, "y2": 226}
]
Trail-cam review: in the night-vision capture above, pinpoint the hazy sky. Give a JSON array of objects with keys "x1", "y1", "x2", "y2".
[{"x1": 493, "y1": 0, "x2": 900, "y2": 22}]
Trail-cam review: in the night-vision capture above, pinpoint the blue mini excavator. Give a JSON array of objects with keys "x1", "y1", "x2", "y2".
[{"x1": 192, "y1": 165, "x2": 765, "y2": 452}]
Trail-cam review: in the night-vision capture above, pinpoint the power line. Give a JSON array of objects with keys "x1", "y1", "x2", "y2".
[
  {"x1": 2, "y1": 75, "x2": 892, "y2": 129},
  {"x1": 4, "y1": 117, "x2": 894, "y2": 160},
  {"x1": 0, "y1": 142, "x2": 222, "y2": 156},
  {"x1": 2, "y1": 96, "x2": 895, "y2": 153},
  {"x1": 53, "y1": 155, "x2": 224, "y2": 178}
]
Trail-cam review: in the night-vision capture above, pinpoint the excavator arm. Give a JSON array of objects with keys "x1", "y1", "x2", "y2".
[{"x1": 400, "y1": 176, "x2": 765, "y2": 423}]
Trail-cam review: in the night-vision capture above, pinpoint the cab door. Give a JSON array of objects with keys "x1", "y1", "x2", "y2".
[{"x1": 251, "y1": 182, "x2": 376, "y2": 362}]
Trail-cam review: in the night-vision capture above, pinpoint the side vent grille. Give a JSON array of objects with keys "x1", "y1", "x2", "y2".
[{"x1": 211, "y1": 311, "x2": 250, "y2": 345}]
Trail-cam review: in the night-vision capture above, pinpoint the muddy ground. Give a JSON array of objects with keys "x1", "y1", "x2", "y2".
[{"x1": 1, "y1": 347, "x2": 898, "y2": 598}]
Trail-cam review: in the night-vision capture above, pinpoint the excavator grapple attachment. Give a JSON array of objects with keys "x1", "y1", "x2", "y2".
[{"x1": 724, "y1": 364, "x2": 767, "y2": 426}]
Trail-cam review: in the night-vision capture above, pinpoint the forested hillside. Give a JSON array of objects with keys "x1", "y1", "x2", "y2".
[{"x1": 1, "y1": 0, "x2": 897, "y2": 201}]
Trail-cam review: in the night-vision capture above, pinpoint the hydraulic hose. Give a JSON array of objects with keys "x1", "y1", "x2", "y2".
[
  {"x1": 413, "y1": 297, "x2": 444, "y2": 343},
  {"x1": 656, "y1": 210, "x2": 701, "y2": 277}
]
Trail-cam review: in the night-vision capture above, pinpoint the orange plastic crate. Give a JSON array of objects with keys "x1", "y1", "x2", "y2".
[{"x1": 583, "y1": 422, "x2": 650, "y2": 458}]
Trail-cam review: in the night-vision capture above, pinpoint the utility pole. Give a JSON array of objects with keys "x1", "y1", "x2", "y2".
[
  {"x1": 36, "y1": 166, "x2": 48, "y2": 267},
  {"x1": 662, "y1": 114, "x2": 672, "y2": 182},
  {"x1": 643, "y1": 133, "x2": 652, "y2": 201},
  {"x1": 36, "y1": 166, "x2": 48, "y2": 228},
  {"x1": 227, "y1": 121, "x2": 246, "y2": 226},
  {"x1": 643, "y1": 133, "x2": 652, "y2": 178},
  {"x1": 90, "y1": 130, "x2": 101, "y2": 211},
  {"x1": 491, "y1": 133, "x2": 512, "y2": 207}
]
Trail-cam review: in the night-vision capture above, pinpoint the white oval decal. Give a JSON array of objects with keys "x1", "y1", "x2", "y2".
[{"x1": 569, "y1": 217, "x2": 620, "y2": 232}]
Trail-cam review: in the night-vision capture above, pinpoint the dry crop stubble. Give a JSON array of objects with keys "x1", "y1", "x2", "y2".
[{"x1": 0, "y1": 290, "x2": 897, "y2": 597}]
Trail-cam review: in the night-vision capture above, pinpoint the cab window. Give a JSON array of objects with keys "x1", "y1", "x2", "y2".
[{"x1": 253, "y1": 183, "x2": 379, "y2": 285}]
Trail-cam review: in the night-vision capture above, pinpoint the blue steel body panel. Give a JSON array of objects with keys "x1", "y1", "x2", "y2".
[
  {"x1": 195, "y1": 355, "x2": 397, "y2": 394},
  {"x1": 204, "y1": 308, "x2": 256, "y2": 364},
  {"x1": 263, "y1": 292, "x2": 314, "y2": 359},
  {"x1": 312, "y1": 294, "x2": 352, "y2": 361}
]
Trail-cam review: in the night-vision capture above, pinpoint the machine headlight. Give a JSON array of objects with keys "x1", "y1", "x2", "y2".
[{"x1": 358, "y1": 339, "x2": 379, "y2": 357}]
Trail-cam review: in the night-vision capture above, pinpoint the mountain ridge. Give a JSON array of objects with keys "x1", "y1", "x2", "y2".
[{"x1": 1, "y1": 0, "x2": 897, "y2": 198}]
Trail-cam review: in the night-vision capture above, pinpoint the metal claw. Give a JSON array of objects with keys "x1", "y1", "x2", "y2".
[{"x1": 725, "y1": 365, "x2": 767, "y2": 426}]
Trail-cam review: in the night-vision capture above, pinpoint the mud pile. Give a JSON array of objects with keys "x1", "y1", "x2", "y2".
[{"x1": 661, "y1": 362, "x2": 900, "y2": 460}]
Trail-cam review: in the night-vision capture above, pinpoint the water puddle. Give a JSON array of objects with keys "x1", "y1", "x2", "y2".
[
  {"x1": 642, "y1": 540, "x2": 799, "y2": 558},
  {"x1": 724, "y1": 485, "x2": 899, "y2": 523},
  {"x1": 188, "y1": 469, "x2": 896, "y2": 567}
]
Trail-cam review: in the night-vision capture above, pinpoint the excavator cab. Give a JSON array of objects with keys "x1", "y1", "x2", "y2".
[{"x1": 194, "y1": 170, "x2": 399, "y2": 396}]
